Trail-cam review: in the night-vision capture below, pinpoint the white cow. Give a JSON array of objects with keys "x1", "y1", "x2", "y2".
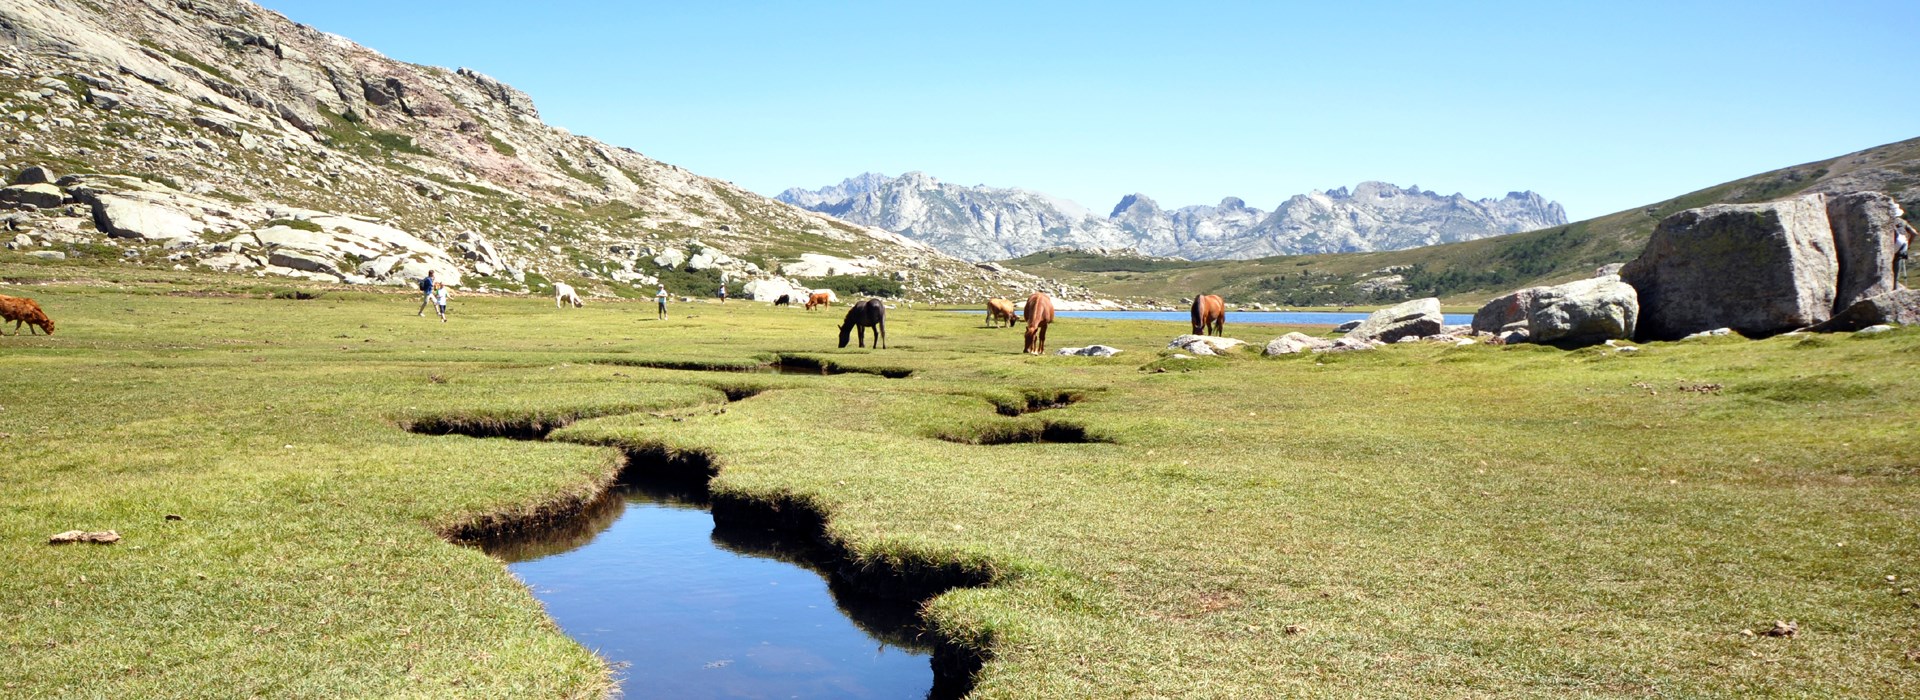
[{"x1": 554, "y1": 282, "x2": 584, "y2": 308}]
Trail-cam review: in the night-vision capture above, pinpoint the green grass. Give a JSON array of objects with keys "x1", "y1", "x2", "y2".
[{"x1": 3, "y1": 266, "x2": 1917, "y2": 698}]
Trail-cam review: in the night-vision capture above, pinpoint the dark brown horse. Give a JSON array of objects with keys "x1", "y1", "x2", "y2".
[
  {"x1": 985, "y1": 297, "x2": 1019, "y2": 328},
  {"x1": 839, "y1": 298, "x2": 887, "y2": 348},
  {"x1": 1191, "y1": 294, "x2": 1225, "y2": 336},
  {"x1": 1023, "y1": 292, "x2": 1054, "y2": 354}
]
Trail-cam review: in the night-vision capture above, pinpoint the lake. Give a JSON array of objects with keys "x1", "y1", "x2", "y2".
[{"x1": 950, "y1": 309, "x2": 1474, "y2": 325}]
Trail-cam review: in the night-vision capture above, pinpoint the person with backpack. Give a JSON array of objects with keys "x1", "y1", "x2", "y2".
[
  {"x1": 416, "y1": 270, "x2": 437, "y2": 317},
  {"x1": 655, "y1": 285, "x2": 670, "y2": 320}
]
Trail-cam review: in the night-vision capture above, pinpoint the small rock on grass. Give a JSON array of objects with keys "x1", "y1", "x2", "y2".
[
  {"x1": 49, "y1": 530, "x2": 120, "y2": 545},
  {"x1": 164, "y1": 514, "x2": 183, "y2": 521},
  {"x1": 1284, "y1": 624, "x2": 1305, "y2": 635},
  {"x1": 1857, "y1": 324, "x2": 1894, "y2": 334},
  {"x1": 1764, "y1": 620, "x2": 1798, "y2": 638}
]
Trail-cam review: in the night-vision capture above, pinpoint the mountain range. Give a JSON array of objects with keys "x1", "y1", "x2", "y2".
[
  {"x1": 777, "y1": 173, "x2": 1567, "y2": 261},
  {"x1": 0, "y1": 0, "x2": 1090, "y2": 304}
]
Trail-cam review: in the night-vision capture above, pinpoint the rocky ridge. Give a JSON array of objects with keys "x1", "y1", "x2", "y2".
[
  {"x1": 777, "y1": 172, "x2": 1566, "y2": 261},
  {"x1": 0, "y1": 0, "x2": 1104, "y2": 304}
]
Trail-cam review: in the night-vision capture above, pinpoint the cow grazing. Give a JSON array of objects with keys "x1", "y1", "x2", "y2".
[
  {"x1": 0, "y1": 294, "x2": 54, "y2": 335},
  {"x1": 985, "y1": 298, "x2": 1019, "y2": 328},
  {"x1": 1191, "y1": 294, "x2": 1225, "y2": 336},
  {"x1": 1023, "y1": 292, "x2": 1054, "y2": 355},
  {"x1": 553, "y1": 282, "x2": 584, "y2": 308},
  {"x1": 805, "y1": 291, "x2": 833, "y2": 310},
  {"x1": 838, "y1": 298, "x2": 887, "y2": 348},
  {"x1": 773, "y1": 294, "x2": 792, "y2": 307}
]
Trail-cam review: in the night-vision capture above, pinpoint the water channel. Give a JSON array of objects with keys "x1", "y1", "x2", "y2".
[{"x1": 480, "y1": 481, "x2": 939, "y2": 699}]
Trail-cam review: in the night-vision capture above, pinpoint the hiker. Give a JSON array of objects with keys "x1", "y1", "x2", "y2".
[
  {"x1": 415, "y1": 270, "x2": 437, "y2": 316},
  {"x1": 655, "y1": 285, "x2": 669, "y2": 320},
  {"x1": 432, "y1": 282, "x2": 449, "y2": 322},
  {"x1": 1896, "y1": 210, "x2": 1913, "y2": 284},
  {"x1": 718, "y1": 283, "x2": 727, "y2": 304}
]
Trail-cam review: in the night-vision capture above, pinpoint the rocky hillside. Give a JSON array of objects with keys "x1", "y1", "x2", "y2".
[
  {"x1": 1002, "y1": 136, "x2": 1920, "y2": 307},
  {"x1": 0, "y1": 0, "x2": 1102, "y2": 304},
  {"x1": 777, "y1": 172, "x2": 1565, "y2": 261}
]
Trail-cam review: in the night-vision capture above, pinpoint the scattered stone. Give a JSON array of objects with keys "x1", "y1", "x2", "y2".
[
  {"x1": 1167, "y1": 334, "x2": 1246, "y2": 356},
  {"x1": 11, "y1": 165, "x2": 54, "y2": 185},
  {"x1": 0, "y1": 183, "x2": 64, "y2": 209},
  {"x1": 1807, "y1": 289, "x2": 1920, "y2": 332},
  {"x1": 26, "y1": 250, "x2": 65, "y2": 261},
  {"x1": 1498, "y1": 328, "x2": 1530, "y2": 345},
  {"x1": 1856, "y1": 324, "x2": 1894, "y2": 334},
  {"x1": 1764, "y1": 620, "x2": 1798, "y2": 638},
  {"x1": 1824, "y1": 192, "x2": 1903, "y2": 310},
  {"x1": 1471, "y1": 287, "x2": 1539, "y2": 334},
  {"x1": 1284, "y1": 624, "x2": 1305, "y2": 635},
  {"x1": 1526, "y1": 275, "x2": 1639, "y2": 345},
  {"x1": 1344, "y1": 297, "x2": 1443, "y2": 344},
  {"x1": 164, "y1": 514, "x2": 183, "y2": 521},
  {"x1": 1682, "y1": 327, "x2": 1734, "y2": 340},
  {"x1": 1263, "y1": 332, "x2": 1333, "y2": 355},
  {"x1": 1316, "y1": 337, "x2": 1380, "y2": 353},
  {"x1": 1594, "y1": 262, "x2": 1624, "y2": 277},
  {"x1": 1055, "y1": 345, "x2": 1122, "y2": 357},
  {"x1": 1333, "y1": 320, "x2": 1362, "y2": 333},
  {"x1": 49, "y1": 530, "x2": 120, "y2": 545}
]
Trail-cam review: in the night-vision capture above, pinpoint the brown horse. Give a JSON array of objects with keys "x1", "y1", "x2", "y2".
[
  {"x1": 985, "y1": 298, "x2": 1019, "y2": 328},
  {"x1": 1191, "y1": 294, "x2": 1225, "y2": 336},
  {"x1": 1023, "y1": 292, "x2": 1054, "y2": 354},
  {"x1": 805, "y1": 291, "x2": 833, "y2": 310}
]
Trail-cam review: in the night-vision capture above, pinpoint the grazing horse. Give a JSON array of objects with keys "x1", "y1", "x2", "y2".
[
  {"x1": 773, "y1": 294, "x2": 791, "y2": 307},
  {"x1": 1191, "y1": 294, "x2": 1225, "y2": 335},
  {"x1": 838, "y1": 298, "x2": 887, "y2": 348},
  {"x1": 805, "y1": 291, "x2": 833, "y2": 310},
  {"x1": 553, "y1": 282, "x2": 584, "y2": 308},
  {"x1": 0, "y1": 294, "x2": 53, "y2": 335},
  {"x1": 985, "y1": 298, "x2": 1019, "y2": 328},
  {"x1": 1023, "y1": 292, "x2": 1054, "y2": 355}
]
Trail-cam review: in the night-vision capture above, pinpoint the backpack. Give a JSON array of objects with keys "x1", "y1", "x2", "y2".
[{"x1": 419, "y1": 276, "x2": 434, "y2": 293}]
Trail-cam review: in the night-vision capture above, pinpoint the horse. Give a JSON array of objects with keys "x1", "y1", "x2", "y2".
[
  {"x1": 805, "y1": 291, "x2": 833, "y2": 310},
  {"x1": 1191, "y1": 294, "x2": 1224, "y2": 335},
  {"x1": 773, "y1": 294, "x2": 791, "y2": 307},
  {"x1": 838, "y1": 298, "x2": 887, "y2": 348},
  {"x1": 1023, "y1": 292, "x2": 1054, "y2": 355},
  {"x1": 0, "y1": 294, "x2": 53, "y2": 335},
  {"x1": 985, "y1": 298, "x2": 1019, "y2": 328}
]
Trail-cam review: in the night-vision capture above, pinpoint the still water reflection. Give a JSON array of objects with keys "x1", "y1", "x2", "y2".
[{"x1": 484, "y1": 484, "x2": 934, "y2": 699}]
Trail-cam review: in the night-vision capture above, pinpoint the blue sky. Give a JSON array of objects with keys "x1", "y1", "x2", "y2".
[{"x1": 258, "y1": 1, "x2": 1918, "y2": 220}]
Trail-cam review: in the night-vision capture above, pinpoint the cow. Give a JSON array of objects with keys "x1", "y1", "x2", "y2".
[
  {"x1": 1023, "y1": 292, "x2": 1054, "y2": 355},
  {"x1": 773, "y1": 294, "x2": 792, "y2": 307},
  {"x1": 1191, "y1": 294, "x2": 1225, "y2": 336},
  {"x1": 0, "y1": 294, "x2": 54, "y2": 335},
  {"x1": 805, "y1": 291, "x2": 833, "y2": 310},
  {"x1": 553, "y1": 282, "x2": 584, "y2": 308},
  {"x1": 985, "y1": 298, "x2": 1019, "y2": 328}
]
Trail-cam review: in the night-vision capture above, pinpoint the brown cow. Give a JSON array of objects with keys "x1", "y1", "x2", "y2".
[
  {"x1": 985, "y1": 298, "x2": 1019, "y2": 328},
  {"x1": 0, "y1": 294, "x2": 54, "y2": 335},
  {"x1": 1190, "y1": 294, "x2": 1225, "y2": 336},
  {"x1": 805, "y1": 291, "x2": 833, "y2": 310},
  {"x1": 1023, "y1": 292, "x2": 1054, "y2": 355}
]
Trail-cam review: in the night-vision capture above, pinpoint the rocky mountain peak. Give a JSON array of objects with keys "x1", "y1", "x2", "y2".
[
  {"x1": 780, "y1": 173, "x2": 1568, "y2": 261},
  {"x1": 0, "y1": 0, "x2": 1096, "y2": 304}
]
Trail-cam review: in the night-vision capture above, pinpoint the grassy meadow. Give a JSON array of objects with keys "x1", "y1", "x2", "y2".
[{"x1": 3, "y1": 268, "x2": 1918, "y2": 698}]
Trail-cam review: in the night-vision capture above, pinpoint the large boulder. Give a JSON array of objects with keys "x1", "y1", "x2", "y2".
[
  {"x1": 0, "y1": 183, "x2": 65, "y2": 210},
  {"x1": 1525, "y1": 276, "x2": 1639, "y2": 345},
  {"x1": 1344, "y1": 297, "x2": 1443, "y2": 344},
  {"x1": 1824, "y1": 192, "x2": 1902, "y2": 310},
  {"x1": 1620, "y1": 195, "x2": 1838, "y2": 339},
  {"x1": 1167, "y1": 334, "x2": 1247, "y2": 356},
  {"x1": 82, "y1": 191, "x2": 205, "y2": 242},
  {"x1": 11, "y1": 166, "x2": 55, "y2": 185},
  {"x1": 1263, "y1": 332, "x2": 1334, "y2": 355},
  {"x1": 1471, "y1": 287, "x2": 1540, "y2": 334},
  {"x1": 1807, "y1": 289, "x2": 1920, "y2": 332}
]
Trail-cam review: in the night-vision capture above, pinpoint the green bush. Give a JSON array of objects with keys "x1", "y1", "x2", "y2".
[{"x1": 812, "y1": 274, "x2": 902, "y2": 298}]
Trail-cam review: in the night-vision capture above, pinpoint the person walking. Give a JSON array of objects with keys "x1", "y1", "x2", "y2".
[
  {"x1": 432, "y1": 282, "x2": 450, "y2": 322},
  {"x1": 1895, "y1": 207, "x2": 1912, "y2": 284},
  {"x1": 415, "y1": 270, "x2": 437, "y2": 316},
  {"x1": 718, "y1": 283, "x2": 727, "y2": 304},
  {"x1": 655, "y1": 285, "x2": 670, "y2": 320}
]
